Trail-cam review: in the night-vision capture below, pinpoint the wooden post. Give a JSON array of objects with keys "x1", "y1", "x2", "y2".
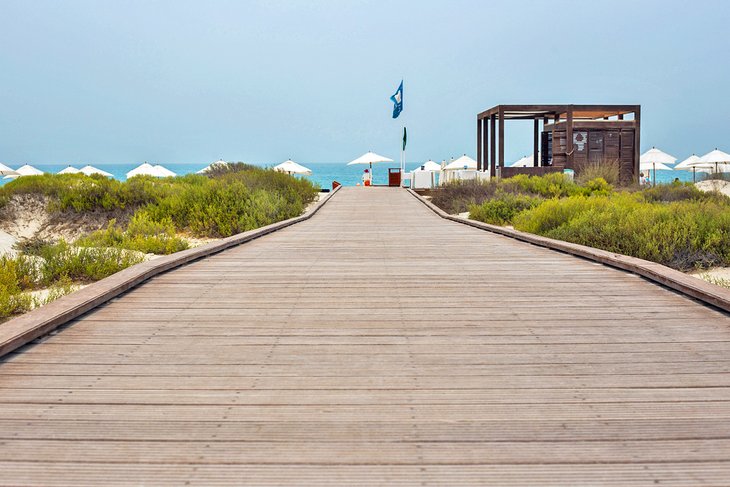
[
  {"x1": 634, "y1": 107, "x2": 641, "y2": 184},
  {"x1": 533, "y1": 118, "x2": 539, "y2": 167},
  {"x1": 552, "y1": 114, "x2": 558, "y2": 167},
  {"x1": 490, "y1": 114, "x2": 496, "y2": 178},
  {"x1": 566, "y1": 106, "x2": 574, "y2": 169},
  {"x1": 483, "y1": 118, "x2": 489, "y2": 174},
  {"x1": 498, "y1": 107, "x2": 505, "y2": 177},
  {"x1": 476, "y1": 118, "x2": 483, "y2": 171}
]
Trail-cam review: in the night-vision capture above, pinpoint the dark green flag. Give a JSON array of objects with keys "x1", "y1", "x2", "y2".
[{"x1": 402, "y1": 127, "x2": 407, "y2": 151}]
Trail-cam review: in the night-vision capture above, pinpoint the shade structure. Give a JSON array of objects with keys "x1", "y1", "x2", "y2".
[
  {"x1": 509, "y1": 152, "x2": 540, "y2": 168},
  {"x1": 673, "y1": 155, "x2": 709, "y2": 183},
  {"x1": 197, "y1": 159, "x2": 228, "y2": 174},
  {"x1": 413, "y1": 160, "x2": 441, "y2": 172},
  {"x1": 639, "y1": 161, "x2": 673, "y2": 171},
  {"x1": 639, "y1": 149, "x2": 675, "y2": 186},
  {"x1": 443, "y1": 155, "x2": 477, "y2": 171},
  {"x1": 640, "y1": 147, "x2": 677, "y2": 166},
  {"x1": 347, "y1": 152, "x2": 393, "y2": 185},
  {"x1": 673, "y1": 154, "x2": 701, "y2": 170},
  {"x1": 0, "y1": 162, "x2": 18, "y2": 176},
  {"x1": 153, "y1": 165, "x2": 177, "y2": 177},
  {"x1": 273, "y1": 159, "x2": 312, "y2": 175},
  {"x1": 347, "y1": 152, "x2": 394, "y2": 166},
  {"x1": 126, "y1": 163, "x2": 158, "y2": 178},
  {"x1": 14, "y1": 164, "x2": 44, "y2": 176},
  {"x1": 58, "y1": 166, "x2": 81, "y2": 175},
  {"x1": 79, "y1": 165, "x2": 113, "y2": 177},
  {"x1": 696, "y1": 149, "x2": 730, "y2": 173}
]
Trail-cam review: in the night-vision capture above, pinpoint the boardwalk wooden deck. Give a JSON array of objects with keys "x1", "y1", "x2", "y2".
[{"x1": 1, "y1": 187, "x2": 730, "y2": 485}]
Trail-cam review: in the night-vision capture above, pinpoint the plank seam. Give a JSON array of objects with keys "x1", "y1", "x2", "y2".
[
  {"x1": 406, "y1": 188, "x2": 730, "y2": 314},
  {"x1": 0, "y1": 186, "x2": 342, "y2": 358}
]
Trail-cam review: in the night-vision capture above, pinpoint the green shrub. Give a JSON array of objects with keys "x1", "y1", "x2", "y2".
[
  {"x1": 575, "y1": 159, "x2": 620, "y2": 186},
  {"x1": 502, "y1": 173, "x2": 579, "y2": 198},
  {"x1": 430, "y1": 180, "x2": 499, "y2": 214},
  {"x1": 36, "y1": 240, "x2": 145, "y2": 285},
  {"x1": 0, "y1": 168, "x2": 319, "y2": 239},
  {"x1": 514, "y1": 193, "x2": 730, "y2": 270},
  {"x1": 0, "y1": 257, "x2": 33, "y2": 318},
  {"x1": 469, "y1": 192, "x2": 542, "y2": 225},
  {"x1": 641, "y1": 181, "x2": 728, "y2": 203},
  {"x1": 78, "y1": 213, "x2": 188, "y2": 255},
  {"x1": 583, "y1": 177, "x2": 613, "y2": 195}
]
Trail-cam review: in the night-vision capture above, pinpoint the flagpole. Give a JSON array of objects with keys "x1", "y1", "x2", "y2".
[{"x1": 402, "y1": 125, "x2": 406, "y2": 186}]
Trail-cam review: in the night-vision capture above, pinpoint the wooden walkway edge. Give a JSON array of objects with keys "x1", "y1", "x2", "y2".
[
  {"x1": 1, "y1": 187, "x2": 729, "y2": 486},
  {"x1": 0, "y1": 186, "x2": 341, "y2": 358},
  {"x1": 408, "y1": 188, "x2": 730, "y2": 313}
]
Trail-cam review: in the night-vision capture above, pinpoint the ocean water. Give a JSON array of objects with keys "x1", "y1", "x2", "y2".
[{"x1": 0, "y1": 161, "x2": 710, "y2": 189}]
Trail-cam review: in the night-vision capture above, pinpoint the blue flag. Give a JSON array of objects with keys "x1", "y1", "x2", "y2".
[{"x1": 390, "y1": 81, "x2": 403, "y2": 118}]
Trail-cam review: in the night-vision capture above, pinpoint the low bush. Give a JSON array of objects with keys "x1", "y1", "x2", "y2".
[
  {"x1": 641, "y1": 181, "x2": 728, "y2": 203},
  {"x1": 431, "y1": 173, "x2": 613, "y2": 215},
  {"x1": 469, "y1": 192, "x2": 542, "y2": 225},
  {"x1": 575, "y1": 159, "x2": 620, "y2": 186},
  {"x1": 35, "y1": 240, "x2": 145, "y2": 285},
  {"x1": 514, "y1": 193, "x2": 730, "y2": 270},
  {"x1": 0, "y1": 257, "x2": 34, "y2": 318},
  {"x1": 77, "y1": 213, "x2": 188, "y2": 255},
  {"x1": 501, "y1": 173, "x2": 580, "y2": 198},
  {"x1": 430, "y1": 180, "x2": 498, "y2": 214}
]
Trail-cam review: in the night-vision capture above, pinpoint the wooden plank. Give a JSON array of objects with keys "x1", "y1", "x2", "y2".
[{"x1": 0, "y1": 187, "x2": 729, "y2": 485}]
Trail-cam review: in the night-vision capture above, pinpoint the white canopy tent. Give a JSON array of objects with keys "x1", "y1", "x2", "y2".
[
  {"x1": 79, "y1": 165, "x2": 113, "y2": 177},
  {"x1": 443, "y1": 155, "x2": 477, "y2": 171},
  {"x1": 273, "y1": 159, "x2": 312, "y2": 175},
  {"x1": 412, "y1": 160, "x2": 441, "y2": 172},
  {"x1": 197, "y1": 159, "x2": 228, "y2": 174},
  {"x1": 509, "y1": 152, "x2": 541, "y2": 168},
  {"x1": 441, "y1": 155, "x2": 477, "y2": 185},
  {"x1": 640, "y1": 147, "x2": 676, "y2": 185},
  {"x1": 0, "y1": 162, "x2": 19, "y2": 176},
  {"x1": 58, "y1": 166, "x2": 81, "y2": 175}
]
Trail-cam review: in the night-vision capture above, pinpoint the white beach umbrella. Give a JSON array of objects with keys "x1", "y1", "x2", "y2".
[
  {"x1": 79, "y1": 165, "x2": 113, "y2": 177},
  {"x1": 58, "y1": 165, "x2": 81, "y2": 174},
  {"x1": 673, "y1": 154, "x2": 701, "y2": 170},
  {"x1": 153, "y1": 165, "x2": 177, "y2": 177},
  {"x1": 347, "y1": 151, "x2": 393, "y2": 184},
  {"x1": 674, "y1": 155, "x2": 710, "y2": 182},
  {"x1": 0, "y1": 162, "x2": 18, "y2": 176},
  {"x1": 640, "y1": 147, "x2": 677, "y2": 166},
  {"x1": 443, "y1": 155, "x2": 477, "y2": 171},
  {"x1": 347, "y1": 151, "x2": 394, "y2": 167},
  {"x1": 639, "y1": 160, "x2": 673, "y2": 172},
  {"x1": 14, "y1": 164, "x2": 44, "y2": 177},
  {"x1": 413, "y1": 160, "x2": 441, "y2": 172},
  {"x1": 640, "y1": 148, "x2": 675, "y2": 186},
  {"x1": 126, "y1": 162, "x2": 158, "y2": 178},
  {"x1": 273, "y1": 159, "x2": 312, "y2": 175},
  {"x1": 696, "y1": 148, "x2": 730, "y2": 173},
  {"x1": 197, "y1": 159, "x2": 228, "y2": 174}
]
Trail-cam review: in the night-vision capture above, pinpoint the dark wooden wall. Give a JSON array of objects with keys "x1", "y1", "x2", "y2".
[{"x1": 543, "y1": 123, "x2": 637, "y2": 184}]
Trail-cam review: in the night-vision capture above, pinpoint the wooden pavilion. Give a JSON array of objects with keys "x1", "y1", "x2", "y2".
[{"x1": 476, "y1": 104, "x2": 641, "y2": 183}]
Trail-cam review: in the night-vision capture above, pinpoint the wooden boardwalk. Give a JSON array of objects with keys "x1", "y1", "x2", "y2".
[{"x1": 1, "y1": 187, "x2": 730, "y2": 485}]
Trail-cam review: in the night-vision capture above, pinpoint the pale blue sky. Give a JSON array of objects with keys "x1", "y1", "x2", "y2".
[{"x1": 1, "y1": 0, "x2": 729, "y2": 165}]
